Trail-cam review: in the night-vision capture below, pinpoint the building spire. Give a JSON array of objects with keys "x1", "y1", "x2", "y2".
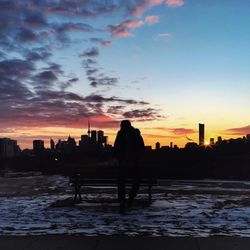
[{"x1": 88, "y1": 119, "x2": 91, "y2": 137}]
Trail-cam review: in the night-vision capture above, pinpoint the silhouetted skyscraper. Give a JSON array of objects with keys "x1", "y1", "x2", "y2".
[
  {"x1": 199, "y1": 123, "x2": 205, "y2": 146},
  {"x1": 103, "y1": 136, "x2": 108, "y2": 146},
  {"x1": 170, "y1": 142, "x2": 173, "y2": 148},
  {"x1": 156, "y1": 142, "x2": 160, "y2": 150},
  {"x1": 56, "y1": 139, "x2": 62, "y2": 151},
  {"x1": 97, "y1": 130, "x2": 104, "y2": 143},
  {"x1": 50, "y1": 139, "x2": 55, "y2": 150},
  {"x1": 33, "y1": 140, "x2": 44, "y2": 152},
  {"x1": 217, "y1": 136, "x2": 222, "y2": 144},
  {"x1": 91, "y1": 130, "x2": 97, "y2": 142},
  {"x1": 87, "y1": 120, "x2": 91, "y2": 137}
]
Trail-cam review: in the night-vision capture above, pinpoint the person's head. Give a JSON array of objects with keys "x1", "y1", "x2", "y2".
[{"x1": 120, "y1": 120, "x2": 132, "y2": 131}]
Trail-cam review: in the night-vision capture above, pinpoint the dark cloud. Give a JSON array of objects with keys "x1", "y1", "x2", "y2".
[
  {"x1": 35, "y1": 70, "x2": 57, "y2": 82},
  {"x1": 68, "y1": 77, "x2": 79, "y2": 83},
  {"x1": 0, "y1": 77, "x2": 32, "y2": 102},
  {"x1": 29, "y1": 63, "x2": 65, "y2": 88},
  {"x1": 123, "y1": 108, "x2": 160, "y2": 121},
  {"x1": 82, "y1": 58, "x2": 98, "y2": 68},
  {"x1": 45, "y1": 63, "x2": 63, "y2": 74},
  {"x1": 83, "y1": 94, "x2": 148, "y2": 105},
  {"x1": 0, "y1": 59, "x2": 34, "y2": 79},
  {"x1": 89, "y1": 76, "x2": 119, "y2": 87},
  {"x1": 25, "y1": 48, "x2": 52, "y2": 61},
  {"x1": 39, "y1": 0, "x2": 122, "y2": 17},
  {"x1": 17, "y1": 28, "x2": 38, "y2": 42},
  {"x1": 24, "y1": 12, "x2": 47, "y2": 27},
  {"x1": 86, "y1": 68, "x2": 99, "y2": 75},
  {"x1": 81, "y1": 52, "x2": 119, "y2": 87},
  {"x1": 107, "y1": 105, "x2": 125, "y2": 114},
  {"x1": 90, "y1": 37, "x2": 112, "y2": 46},
  {"x1": 80, "y1": 47, "x2": 99, "y2": 57},
  {"x1": 53, "y1": 22, "x2": 94, "y2": 33}
]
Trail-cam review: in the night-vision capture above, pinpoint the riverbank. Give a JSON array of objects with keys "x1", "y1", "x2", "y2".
[
  {"x1": 0, "y1": 235, "x2": 249, "y2": 250},
  {"x1": 1, "y1": 175, "x2": 250, "y2": 237}
]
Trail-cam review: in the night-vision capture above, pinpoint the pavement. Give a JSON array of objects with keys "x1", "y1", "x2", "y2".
[{"x1": 0, "y1": 236, "x2": 250, "y2": 250}]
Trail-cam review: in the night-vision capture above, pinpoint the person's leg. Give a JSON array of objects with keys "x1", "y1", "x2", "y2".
[
  {"x1": 118, "y1": 163, "x2": 126, "y2": 213},
  {"x1": 128, "y1": 165, "x2": 140, "y2": 207}
]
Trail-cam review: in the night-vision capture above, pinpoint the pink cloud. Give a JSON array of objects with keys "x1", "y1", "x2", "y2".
[
  {"x1": 166, "y1": 0, "x2": 184, "y2": 8},
  {"x1": 109, "y1": 16, "x2": 159, "y2": 38},
  {"x1": 108, "y1": 20, "x2": 144, "y2": 37},
  {"x1": 133, "y1": 0, "x2": 164, "y2": 16},
  {"x1": 132, "y1": 0, "x2": 184, "y2": 16},
  {"x1": 111, "y1": 29, "x2": 133, "y2": 37},
  {"x1": 120, "y1": 20, "x2": 144, "y2": 28},
  {"x1": 145, "y1": 15, "x2": 160, "y2": 25},
  {"x1": 224, "y1": 125, "x2": 250, "y2": 135}
]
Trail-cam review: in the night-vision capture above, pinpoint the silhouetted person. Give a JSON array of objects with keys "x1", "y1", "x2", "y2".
[{"x1": 114, "y1": 120, "x2": 145, "y2": 213}]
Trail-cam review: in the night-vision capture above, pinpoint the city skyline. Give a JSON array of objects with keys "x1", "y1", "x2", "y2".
[
  {"x1": 2, "y1": 121, "x2": 249, "y2": 151},
  {"x1": 1, "y1": 1, "x2": 250, "y2": 149}
]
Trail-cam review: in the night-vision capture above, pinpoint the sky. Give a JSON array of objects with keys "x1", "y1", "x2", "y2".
[{"x1": 0, "y1": 0, "x2": 250, "y2": 149}]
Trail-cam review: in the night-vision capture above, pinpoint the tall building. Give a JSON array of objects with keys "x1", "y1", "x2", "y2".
[
  {"x1": 199, "y1": 123, "x2": 205, "y2": 146},
  {"x1": 91, "y1": 130, "x2": 97, "y2": 142},
  {"x1": 50, "y1": 139, "x2": 55, "y2": 150},
  {"x1": 33, "y1": 140, "x2": 44, "y2": 152},
  {"x1": 56, "y1": 139, "x2": 62, "y2": 151},
  {"x1": 87, "y1": 120, "x2": 91, "y2": 137},
  {"x1": 217, "y1": 136, "x2": 222, "y2": 144},
  {"x1": 97, "y1": 130, "x2": 104, "y2": 143},
  {"x1": 155, "y1": 142, "x2": 160, "y2": 150},
  {"x1": 103, "y1": 136, "x2": 108, "y2": 146}
]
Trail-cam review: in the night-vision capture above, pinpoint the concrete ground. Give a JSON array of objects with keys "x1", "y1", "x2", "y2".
[{"x1": 0, "y1": 236, "x2": 250, "y2": 250}]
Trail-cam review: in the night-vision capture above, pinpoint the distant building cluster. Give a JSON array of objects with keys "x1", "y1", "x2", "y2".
[
  {"x1": 154, "y1": 123, "x2": 250, "y2": 151},
  {"x1": 32, "y1": 122, "x2": 110, "y2": 154}
]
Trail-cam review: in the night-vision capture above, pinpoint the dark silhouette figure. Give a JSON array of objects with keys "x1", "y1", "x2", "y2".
[
  {"x1": 70, "y1": 172, "x2": 82, "y2": 202},
  {"x1": 114, "y1": 120, "x2": 145, "y2": 213}
]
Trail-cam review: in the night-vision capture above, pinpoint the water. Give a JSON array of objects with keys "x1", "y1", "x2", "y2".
[{"x1": 0, "y1": 174, "x2": 250, "y2": 236}]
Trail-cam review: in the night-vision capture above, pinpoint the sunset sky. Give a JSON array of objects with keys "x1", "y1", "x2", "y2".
[{"x1": 1, "y1": 0, "x2": 250, "y2": 149}]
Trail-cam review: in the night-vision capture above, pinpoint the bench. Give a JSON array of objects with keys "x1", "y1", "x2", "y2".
[{"x1": 69, "y1": 174, "x2": 157, "y2": 206}]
